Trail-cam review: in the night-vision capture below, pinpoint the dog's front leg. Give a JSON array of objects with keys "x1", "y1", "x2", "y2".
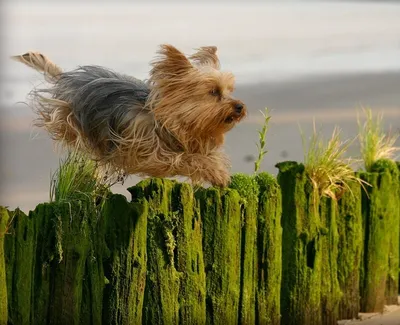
[{"x1": 177, "y1": 151, "x2": 231, "y2": 187}]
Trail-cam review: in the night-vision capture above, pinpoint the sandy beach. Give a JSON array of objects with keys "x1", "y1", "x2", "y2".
[{"x1": 1, "y1": 1, "x2": 400, "y2": 212}]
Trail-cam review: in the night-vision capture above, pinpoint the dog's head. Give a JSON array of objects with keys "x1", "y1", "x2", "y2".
[{"x1": 147, "y1": 44, "x2": 247, "y2": 146}]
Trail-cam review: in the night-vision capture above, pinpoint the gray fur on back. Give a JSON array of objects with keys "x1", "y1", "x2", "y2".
[{"x1": 41, "y1": 65, "x2": 150, "y2": 150}]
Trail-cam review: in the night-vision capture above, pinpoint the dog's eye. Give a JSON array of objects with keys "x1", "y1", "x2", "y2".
[{"x1": 210, "y1": 89, "x2": 220, "y2": 97}]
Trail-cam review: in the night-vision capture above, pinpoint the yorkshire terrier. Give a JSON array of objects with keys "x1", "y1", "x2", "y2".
[{"x1": 12, "y1": 44, "x2": 247, "y2": 187}]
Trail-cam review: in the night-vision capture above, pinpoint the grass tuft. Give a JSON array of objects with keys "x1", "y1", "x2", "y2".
[
  {"x1": 301, "y1": 121, "x2": 368, "y2": 201},
  {"x1": 254, "y1": 107, "x2": 271, "y2": 174},
  {"x1": 357, "y1": 108, "x2": 400, "y2": 172},
  {"x1": 49, "y1": 150, "x2": 117, "y2": 211}
]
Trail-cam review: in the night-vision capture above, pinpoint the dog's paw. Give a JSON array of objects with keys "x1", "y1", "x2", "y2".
[{"x1": 207, "y1": 168, "x2": 231, "y2": 188}]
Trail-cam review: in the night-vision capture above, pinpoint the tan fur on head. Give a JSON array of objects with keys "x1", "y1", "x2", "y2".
[
  {"x1": 11, "y1": 52, "x2": 62, "y2": 82},
  {"x1": 13, "y1": 44, "x2": 247, "y2": 187},
  {"x1": 147, "y1": 44, "x2": 246, "y2": 151},
  {"x1": 189, "y1": 46, "x2": 220, "y2": 69}
]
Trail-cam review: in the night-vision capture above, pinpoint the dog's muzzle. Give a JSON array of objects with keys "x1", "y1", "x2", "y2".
[{"x1": 225, "y1": 102, "x2": 247, "y2": 123}]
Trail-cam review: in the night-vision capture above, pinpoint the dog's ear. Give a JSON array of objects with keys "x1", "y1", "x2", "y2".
[
  {"x1": 189, "y1": 46, "x2": 220, "y2": 70},
  {"x1": 150, "y1": 44, "x2": 193, "y2": 78}
]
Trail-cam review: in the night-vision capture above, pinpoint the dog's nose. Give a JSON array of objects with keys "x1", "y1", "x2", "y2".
[{"x1": 235, "y1": 103, "x2": 244, "y2": 114}]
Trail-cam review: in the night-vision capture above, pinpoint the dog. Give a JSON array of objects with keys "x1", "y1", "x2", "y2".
[{"x1": 12, "y1": 44, "x2": 247, "y2": 187}]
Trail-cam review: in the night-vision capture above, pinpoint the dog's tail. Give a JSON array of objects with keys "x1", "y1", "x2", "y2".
[
  {"x1": 11, "y1": 52, "x2": 62, "y2": 82},
  {"x1": 12, "y1": 52, "x2": 83, "y2": 152}
]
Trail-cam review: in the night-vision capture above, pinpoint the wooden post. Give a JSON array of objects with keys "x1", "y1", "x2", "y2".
[
  {"x1": 319, "y1": 196, "x2": 341, "y2": 325},
  {"x1": 360, "y1": 159, "x2": 400, "y2": 311},
  {"x1": 0, "y1": 207, "x2": 9, "y2": 325},
  {"x1": 198, "y1": 186, "x2": 241, "y2": 325},
  {"x1": 134, "y1": 179, "x2": 206, "y2": 324},
  {"x1": 277, "y1": 161, "x2": 323, "y2": 325},
  {"x1": 230, "y1": 174, "x2": 258, "y2": 324},
  {"x1": 255, "y1": 173, "x2": 282, "y2": 325},
  {"x1": 101, "y1": 194, "x2": 148, "y2": 325},
  {"x1": 337, "y1": 180, "x2": 363, "y2": 319}
]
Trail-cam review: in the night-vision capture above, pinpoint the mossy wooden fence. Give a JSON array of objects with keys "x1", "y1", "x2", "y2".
[{"x1": 0, "y1": 160, "x2": 399, "y2": 325}]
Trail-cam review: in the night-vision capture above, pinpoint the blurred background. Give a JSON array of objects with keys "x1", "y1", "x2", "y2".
[{"x1": 1, "y1": 0, "x2": 399, "y2": 212}]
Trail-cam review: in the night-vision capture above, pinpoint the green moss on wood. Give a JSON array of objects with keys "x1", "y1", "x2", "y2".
[
  {"x1": 255, "y1": 173, "x2": 282, "y2": 325},
  {"x1": 0, "y1": 207, "x2": 9, "y2": 325},
  {"x1": 172, "y1": 183, "x2": 206, "y2": 324},
  {"x1": 2, "y1": 163, "x2": 398, "y2": 324},
  {"x1": 137, "y1": 178, "x2": 207, "y2": 324},
  {"x1": 276, "y1": 161, "x2": 323, "y2": 325},
  {"x1": 319, "y1": 197, "x2": 341, "y2": 325},
  {"x1": 360, "y1": 159, "x2": 400, "y2": 311},
  {"x1": 138, "y1": 179, "x2": 180, "y2": 324},
  {"x1": 230, "y1": 173, "x2": 259, "y2": 205},
  {"x1": 45, "y1": 202, "x2": 93, "y2": 325},
  {"x1": 230, "y1": 173, "x2": 258, "y2": 324},
  {"x1": 100, "y1": 193, "x2": 147, "y2": 325},
  {"x1": 3, "y1": 209, "x2": 14, "y2": 325},
  {"x1": 5, "y1": 208, "x2": 35, "y2": 325},
  {"x1": 370, "y1": 159, "x2": 399, "y2": 174},
  {"x1": 397, "y1": 161, "x2": 400, "y2": 295},
  {"x1": 380, "y1": 160, "x2": 399, "y2": 306},
  {"x1": 4, "y1": 199, "x2": 121, "y2": 325},
  {"x1": 337, "y1": 180, "x2": 363, "y2": 319},
  {"x1": 198, "y1": 187, "x2": 241, "y2": 325},
  {"x1": 5, "y1": 193, "x2": 150, "y2": 325},
  {"x1": 5, "y1": 202, "x2": 92, "y2": 325},
  {"x1": 31, "y1": 203, "x2": 62, "y2": 324}
]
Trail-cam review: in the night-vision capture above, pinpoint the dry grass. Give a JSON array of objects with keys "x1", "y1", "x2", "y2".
[
  {"x1": 49, "y1": 149, "x2": 117, "y2": 209},
  {"x1": 357, "y1": 108, "x2": 400, "y2": 172},
  {"x1": 301, "y1": 121, "x2": 368, "y2": 201}
]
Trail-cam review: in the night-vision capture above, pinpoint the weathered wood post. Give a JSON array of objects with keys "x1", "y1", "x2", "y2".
[
  {"x1": 197, "y1": 185, "x2": 242, "y2": 325},
  {"x1": 397, "y1": 161, "x2": 400, "y2": 295},
  {"x1": 276, "y1": 161, "x2": 324, "y2": 325},
  {"x1": 4, "y1": 204, "x2": 68, "y2": 325},
  {"x1": 336, "y1": 180, "x2": 363, "y2": 319},
  {"x1": 0, "y1": 207, "x2": 9, "y2": 325},
  {"x1": 230, "y1": 174, "x2": 258, "y2": 324},
  {"x1": 100, "y1": 194, "x2": 148, "y2": 325},
  {"x1": 3, "y1": 197, "x2": 149, "y2": 325},
  {"x1": 3, "y1": 162, "x2": 397, "y2": 324},
  {"x1": 360, "y1": 159, "x2": 400, "y2": 312},
  {"x1": 319, "y1": 196, "x2": 341, "y2": 325},
  {"x1": 132, "y1": 179, "x2": 206, "y2": 325},
  {"x1": 255, "y1": 173, "x2": 282, "y2": 325},
  {"x1": 172, "y1": 183, "x2": 206, "y2": 324}
]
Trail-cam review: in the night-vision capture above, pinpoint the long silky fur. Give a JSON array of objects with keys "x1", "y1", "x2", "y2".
[
  {"x1": 14, "y1": 46, "x2": 247, "y2": 186},
  {"x1": 31, "y1": 66, "x2": 174, "y2": 176}
]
